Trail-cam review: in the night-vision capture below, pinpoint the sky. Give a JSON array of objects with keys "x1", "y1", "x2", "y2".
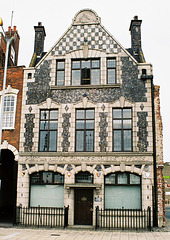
[{"x1": 1, "y1": 0, "x2": 170, "y2": 162}]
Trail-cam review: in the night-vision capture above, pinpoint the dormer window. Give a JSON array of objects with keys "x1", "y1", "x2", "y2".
[{"x1": 72, "y1": 59, "x2": 100, "y2": 85}]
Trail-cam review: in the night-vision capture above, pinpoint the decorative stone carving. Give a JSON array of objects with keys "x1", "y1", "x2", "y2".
[
  {"x1": 137, "y1": 112, "x2": 148, "y2": 152},
  {"x1": 24, "y1": 114, "x2": 35, "y2": 152},
  {"x1": 73, "y1": 9, "x2": 101, "y2": 25},
  {"x1": 61, "y1": 113, "x2": 71, "y2": 152},
  {"x1": 99, "y1": 112, "x2": 108, "y2": 152}
]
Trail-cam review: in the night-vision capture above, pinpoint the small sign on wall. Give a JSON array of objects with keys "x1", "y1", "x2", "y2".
[{"x1": 95, "y1": 196, "x2": 102, "y2": 202}]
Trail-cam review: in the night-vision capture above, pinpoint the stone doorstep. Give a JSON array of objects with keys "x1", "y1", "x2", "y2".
[{"x1": 67, "y1": 225, "x2": 95, "y2": 230}]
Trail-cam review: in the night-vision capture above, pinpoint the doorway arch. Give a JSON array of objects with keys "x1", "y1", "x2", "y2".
[{"x1": 0, "y1": 149, "x2": 18, "y2": 223}]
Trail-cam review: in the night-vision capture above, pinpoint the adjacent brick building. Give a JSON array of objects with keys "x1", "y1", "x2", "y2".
[
  {"x1": 0, "y1": 26, "x2": 24, "y2": 223},
  {"x1": 17, "y1": 9, "x2": 164, "y2": 228}
]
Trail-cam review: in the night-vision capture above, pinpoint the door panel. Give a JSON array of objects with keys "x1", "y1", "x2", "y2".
[{"x1": 74, "y1": 189, "x2": 93, "y2": 225}]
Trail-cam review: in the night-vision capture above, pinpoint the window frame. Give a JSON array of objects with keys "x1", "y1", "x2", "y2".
[
  {"x1": 30, "y1": 171, "x2": 64, "y2": 185},
  {"x1": 71, "y1": 58, "x2": 100, "y2": 86},
  {"x1": 112, "y1": 108, "x2": 133, "y2": 152},
  {"x1": 2, "y1": 94, "x2": 17, "y2": 130},
  {"x1": 39, "y1": 109, "x2": 58, "y2": 152},
  {"x1": 107, "y1": 58, "x2": 117, "y2": 84},
  {"x1": 55, "y1": 60, "x2": 65, "y2": 86},
  {"x1": 75, "y1": 108, "x2": 95, "y2": 152},
  {"x1": 104, "y1": 172, "x2": 142, "y2": 209}
]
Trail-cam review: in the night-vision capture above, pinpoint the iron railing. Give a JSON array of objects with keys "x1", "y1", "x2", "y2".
[
  {"x1": 15, "y1": 206, "x2": 69, "y2": 228},
  {"x1": 95, "y1": 206, "x2": 151, "y2": 231}
]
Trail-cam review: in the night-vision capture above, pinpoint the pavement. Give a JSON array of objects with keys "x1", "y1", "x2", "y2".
[{"x1": 0, "y1": 227, "x2": 170, "y2": 240}]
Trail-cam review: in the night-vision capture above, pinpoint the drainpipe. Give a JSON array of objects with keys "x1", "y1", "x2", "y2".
[{"x1": 141, "y1": 70, "x2": 158, "y2": 227}]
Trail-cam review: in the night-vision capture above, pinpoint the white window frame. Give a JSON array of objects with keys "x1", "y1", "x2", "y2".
[{"x1": 0, "y1": 85, "x2": 19, "y2": 130}]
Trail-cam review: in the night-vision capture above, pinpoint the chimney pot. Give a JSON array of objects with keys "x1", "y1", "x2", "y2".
[
  {"x1": 38, "y1": 22, "x2": 42, "y2": 26},
  {"x1": 134, "y1": 16, "x2": 138, "y2": 20},
  {"x1": 13, "y1": 26, "x2": 16, "y2": 31},
  {"x1": 8, "y1": 26, "x2": 11, "y2": 31}
]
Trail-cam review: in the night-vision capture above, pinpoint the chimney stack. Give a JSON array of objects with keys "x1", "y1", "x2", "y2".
[
  {"x1": 129, "y1": 16, "x2": 142, "y2": 56},
  {"x1": 34, "y1": 22, "x2": 46, "y2": 57}
]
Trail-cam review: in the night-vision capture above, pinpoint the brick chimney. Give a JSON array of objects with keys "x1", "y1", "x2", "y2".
[
  {"x1": 34, "y1": 22, "x2": 46, "y2": 57},
  {"x1": 5, "y1": 26, "x2": 20, "y2": 66},
  {"x1": 129, "y1": 16, "x2": 142, "y2": 56}
]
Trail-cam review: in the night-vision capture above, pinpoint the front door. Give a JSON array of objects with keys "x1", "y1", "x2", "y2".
[{"x1": 74, "y1": 189, "x2": 93, "y2": 225}]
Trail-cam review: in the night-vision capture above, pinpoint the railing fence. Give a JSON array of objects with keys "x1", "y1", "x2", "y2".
[
  {"x1": 15, "y1": 206, "x2": 69, "y2": 228},
  {"x1": 95, "y1": 206, "x2": 151, "y2": 231}
]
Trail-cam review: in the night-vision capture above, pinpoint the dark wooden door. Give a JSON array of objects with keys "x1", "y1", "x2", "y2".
[{"x1": 74, "y1": 189, "x2": 93, "y2": 225}]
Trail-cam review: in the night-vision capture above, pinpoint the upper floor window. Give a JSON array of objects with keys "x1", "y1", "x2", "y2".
[
  {"x1": 107, "y1": 58, "x2": 116, "y2": 84},
  {"x1": 39, "y1": 109, "x2": 58, "y2": 152},
  {"x1": 113, "y1": 108, "x2": 132, "y2": 152},
  {"x1": 2, "y1": 94, "x2": 17, "y2": 129},
  {"x1": 56, "y1": 60, "x2": 65, "y2": 86},
  {"x1": 76, "y1": 109, "x2": 94, "y2": 152},
  {"x1": 72, "y1": 59, "x2": 100, "y2": 85}
]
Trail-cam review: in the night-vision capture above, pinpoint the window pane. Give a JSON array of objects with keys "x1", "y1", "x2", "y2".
[
  {"x1": 39, "y1": 131, "x2": 48, "y2": 151},
  {"x1": 54, "y1": 173, "x2": 64, "y2": 184},
  {"x1": 49, "y1": 131, "x2": 57, "y2": 151},
  {"x1": 76, "y1": 110, "x2": 85, "y2": 119},
  {"x1": 107, "y1": 59, "x2": 116, "y2": 68},
  {"x1": 130, "y1": 174, "x2": 140, "y2": 184},
  {"x1": 86, "y1": 120, "x2": 94, "y2": 129},
  {"x1": 57, "y1": 61, "x2": 65, "y2": 69},
  {"x1": 113, "y1": 130, "x2": 121, "y2": 151},
  {"x1": 113, "y1": 109, "x2": 121, "y2": 119},
  {"x1": 40, "y1": 121, "x2": 48, "y2": 130},
  {"x1": 92, "y1": 60, "x2": 100, "y2": 68},
  {"x1": 113, "y1": 120, "x2": 122, "y2": 129},
  {"x1": 123, "y1": 119, "x2": 132, "y2": 129},
  {"x1": 105, "y1": 186, "x2": 141, "y2": 209},
  {"x1": 105, "y1": 174, "x2": 116, "y2": 184},
  {"x1": 76, "y1": 131, "x2": 84, "y2": 151},
  {"x1": 43, "y1": 172, "x2": 53, "y2": 183},
  {"x1": 30, "y1": 185, "x2": 64, "y2": 207},
  {"x1": 86, "y1": 109, "x2": 94, "y2": 119},
  {"x1": 91, "y1": 69, "x2": 100, "y2": 85},
  {"x1": 41, "y1": 111, "x2": 49, "y2": 120},
  {"x1": 72, "y1": 70, "x2": 80, "y2": 85},
  {"x1": 81, "y1": 68, "x2": 90, "y2": 85},
  {"x1": 123, "y1": 130, "x2": 132, "y2": 151},
  {"x1": 82, "y1": 60, "x2": 90, "y2": 68},
  {"x1": 108, "y1": 69, "x2": 116, "y2": 84},
  {"x1": 50, "y1": 110, "x2": 58, "y2": 119},
  {"x1": 49, "y1": 121, "x2": 58, "y2": 129},
  {"x1": 76, "y1": 172, "x2": 93, "y2": 183},
  {"x1": 72, "y1": 61, "x2": 80, "y2": 69},
  {"x1": 123, "y1": 109, "x2": 131, "y2": 118},
  {"x1": 86, "y1": 131, "x2": 94, "y2": 151},
  {"x1": 57, "y1": 71, "x2": 64, "y2": 86},
  {"x1": 76, "y1": 120, "x2": 84, "y2": 129},
  {"x1": 117, "y1": 173, "x2": 128, "y2": 184}
]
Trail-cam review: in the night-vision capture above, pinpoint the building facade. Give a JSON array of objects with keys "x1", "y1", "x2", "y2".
[
  {"x1": 0, "y1": 26, "x2": 24, "y2": 223},
  {"x1": 17, "y1": 9, "x2": 164, "y2": 227}
]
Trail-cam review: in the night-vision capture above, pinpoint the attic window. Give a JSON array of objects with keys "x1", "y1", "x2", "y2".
[
  {"x1": 28, "y1": 73, "x2": 32, "y2": 79},
  {"x1": 72, "y1": 59, "x2": 100, "y2": 86}
]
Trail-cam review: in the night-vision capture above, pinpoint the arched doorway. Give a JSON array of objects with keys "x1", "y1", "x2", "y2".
[{"x1": 0, "y1": 149, "x2": 18, "y2": 223}]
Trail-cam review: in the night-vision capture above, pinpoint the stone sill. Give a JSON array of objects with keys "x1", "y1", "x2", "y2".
[
  {"x1": 19, "y1": 151, "x2": 153, "y2": 157},
  {"x1": 50, "y1": 84, "x2": 121, "y2": 90}
]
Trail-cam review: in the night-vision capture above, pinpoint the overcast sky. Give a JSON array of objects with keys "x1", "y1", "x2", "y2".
[{"x1": 1, "y1": 0, "x2": 170, "y2": 162}]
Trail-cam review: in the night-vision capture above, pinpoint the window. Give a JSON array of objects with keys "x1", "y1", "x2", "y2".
[
  {"x1": 105, "y1": 172, "x2": 141, "y2": 209},
  {"x1": 2, "y1": 95, "x2": 17, "y2": 129},
  {"x1": 39, "y1": 109, "x2": 58, "y2": 152},
  {"x1": 75, "y1": 171, "x2": 93, "y2": 183},
  {"x1": 30, "y1": 171, "x2": 64, "y2": 207},
  {"x1": 72, "y1": 59, "x2": 100, "y2": 85},
  {"x1": 56, "y1": 60, "x2": 65, "y2": 86},
  {"x1": 113, "y1": 108, "x2": 132, "y2": 152},
  {"x1": 107, "y1": 58, "x2": 116, "y2": 84},
  {"x1": 76, "y1": 109, "x2": 94, "y2": 152}
]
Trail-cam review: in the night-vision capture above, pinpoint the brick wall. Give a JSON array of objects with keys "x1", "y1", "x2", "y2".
[
  {"x1": 0, "y1": 66, "x2": 24, "y2": 151},
  {"x1": 154, "y1": 85, "x2": 165, "y2": 226}
]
